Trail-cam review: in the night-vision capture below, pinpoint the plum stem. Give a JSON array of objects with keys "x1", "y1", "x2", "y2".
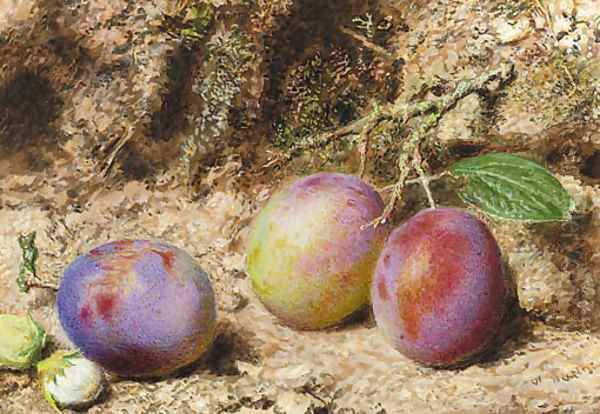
[
  {"x1": 380, "y1": 171, "x2": 446, "y2": 209},
  {"x1": 380, "y1": 172, "x2": 449, "y2": 192},
  {"x1": 419, "y1": 173, "x2": 437, "y2": 210}
]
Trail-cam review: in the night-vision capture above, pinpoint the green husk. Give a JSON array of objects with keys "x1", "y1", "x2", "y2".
[
  {"x1": 38, "y1": 350, "x2": 104, "y2": 412},
  {"x1": 0, "y1": 313, "x2": 47, "y2": 370}
]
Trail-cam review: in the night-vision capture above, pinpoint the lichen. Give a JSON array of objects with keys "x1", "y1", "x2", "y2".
[
  {"x1": 497, "y1": 50, "x2": 600, "y2": 135},
  {"x1": 181, "y1": 26, "x2": 254, "y2": 183},
  {"x1": 352, "y1": 13, "x2": 375, "y2": 39}
]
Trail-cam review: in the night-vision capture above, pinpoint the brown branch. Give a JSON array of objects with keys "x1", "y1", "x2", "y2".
[
  {"x1": 265, "y1": 62, "x2": 515, "y2": 169},
  {"x1": 370, "y1": 63, "x2": 515, "y2": 224},
  {"x1": 262, "y1": 63, "x2": 516, "y2": 224},
  {"x1": 24, "y1": 281, "x2": 59, "y2": 292},
  {"x1": 339, "y1": 26, "x2": 395, "y2": 61}
]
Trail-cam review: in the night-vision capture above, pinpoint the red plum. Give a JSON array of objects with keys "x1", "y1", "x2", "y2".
[{"x1": 372, "y1": 208, "x2": 506, "y2": 367}]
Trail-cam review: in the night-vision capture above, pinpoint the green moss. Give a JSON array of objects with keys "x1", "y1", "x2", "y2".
[
  {"x1": 162, "y1": 1, "x2": 215, "y2": 43},
  {"x1": 491, "y1": 1, "x2": 537, "y2": 19},
  {"x1": 271, "y1": 53, "x2": 331, "y2": 149},
  {"x1": 180, "y1": 3, "x2": 215, "y2": 40},
  {"x1": 272, "y1": 116, "x2": 297, "y2": 148},
  {"x1": 271, "y1": 52, "x2": 366, "y2": 150}
]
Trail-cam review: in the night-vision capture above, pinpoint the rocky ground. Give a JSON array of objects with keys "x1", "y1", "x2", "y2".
[{"x1": 1, "y1": 0, "x2": 600, "y2": 412}]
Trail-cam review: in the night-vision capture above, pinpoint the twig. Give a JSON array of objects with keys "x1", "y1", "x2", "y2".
[
  {"x1": 101, "y1": 127, "x2": 135, "y2": 177},
  {"x1": 358, "y1": 134, "x2": 369, "y2": 178},
  {"x1": 379, "y1": 171, "x2": 449, "y2": 192},
  {"x1": 264, "y1": 63, "x2": 515, "y2": 223},
  {"x1": 367, "y1": 63, "x2": 514, "y2": 225},
  {"x1": 357, "y1": 104, "x2": 381, "y2": 178},
  {"x1": 367, "y1": 111, "x2": 439, "y2": 227},
  {"x1": 23, "y1": 281, "x2": 60, "y2": 291},
  {"x1": 303, "y1": 388, "x2": 327, "y2": 405},
  {"x1": 294, "y1": 110, "x2": 382, "y2": 156},
  {"x1": 412, "y1": 150, "x2": 436, "y2": 209},
  {"x1": 534, "y1": 0, "x2": 555, "y2": 40},
  {"x1": 265, "y1": 63, "x2": 515, "y2": 169},
  {"x1": 339, "y1": 26, "x2": 395, "y2": 61}
]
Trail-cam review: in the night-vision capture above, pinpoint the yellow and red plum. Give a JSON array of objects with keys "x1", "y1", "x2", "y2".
[
  {"x1": 57, "y1": 240, "x2": 217, "y2": 378},
  {"x1": 372, "y1": 208, "x2": 506, "y2": 367},
  {"x1": 247, "y1": 172, "x2": 387, "y2": 330}
]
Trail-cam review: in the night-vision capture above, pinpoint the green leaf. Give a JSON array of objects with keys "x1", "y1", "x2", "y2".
[
  {"x1": 450, "y1": 153, "x2": 575, "y2": 222},
  {"x1": 17, "y1": 232, "x2": 39, "y2": 293}
]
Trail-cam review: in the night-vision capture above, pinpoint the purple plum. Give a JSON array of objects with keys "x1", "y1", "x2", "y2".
[
  {"x1": 57, "y1": 240, "x2": 216, "y2": 377},
  {"x1": 372, "y1": 208, "x2": 506, "y2": 367}
]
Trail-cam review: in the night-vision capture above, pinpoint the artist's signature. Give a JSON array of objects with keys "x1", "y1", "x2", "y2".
[{"x1": 529, "y1": 361, "x2": 598, "y2": 386}]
